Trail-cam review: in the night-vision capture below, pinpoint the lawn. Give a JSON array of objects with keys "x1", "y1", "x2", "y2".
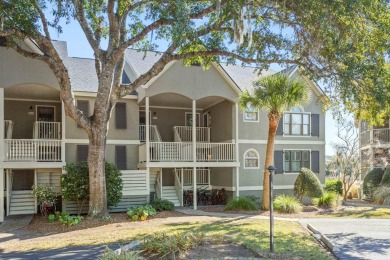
[
  {"x1": 0, "y1": 215, "x2": 333, "y2": 259},
  {"x1": 320, "y1": 206, "x2": 390, "y2": 218}
]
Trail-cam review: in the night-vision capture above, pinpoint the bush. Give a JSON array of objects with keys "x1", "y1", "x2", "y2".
[
  {"x1": 294, "y1": 168, "x2": 323, "y2": 200},
  {"x1": 373, "y1": 186, "x2": 390, "y2": 205},
  {"x1": 127, "y1": 205, "x2": 156, "y2": 221},
  {"x1": 143, "y1": 232, "x2": 204, "y2": 258},
  {"x1": 150, "y1": 199, "x2": 174, "y2": 211},
  {"x1": 380, "y1": 167, "x2": 390, "y2": 186},
  {"x1": 325, "y1": 179, "x2": 343, "y2": 196},
  {"x1": 273, "y1": 194, "x2": 302, "y2": 213},
  {"x1": 99, "y1": 247, "x2": 139, "y2": 260},
  {"x1": 363, "y1": 168, "x2": 385, "y2": 199},
  {"x1": 55, "y1": 211, "x2": 84, "y2": 226},
  {"x1": 62, "y1": 162, "x2": 123, "y2": 214},
  {"x1": 224, "y1": 197, "x2": 256, "y2": 211},
  {"x1": 32, "y1": 184, "x2": 57, "y2": 205},
  {"x1": 312, "y1": 192, "x2": 338, "y2": 209}
]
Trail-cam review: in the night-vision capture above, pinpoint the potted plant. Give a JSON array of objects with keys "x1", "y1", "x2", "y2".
[{"x1": 32, "y1": 184, "x2": 57, "y2": 216}]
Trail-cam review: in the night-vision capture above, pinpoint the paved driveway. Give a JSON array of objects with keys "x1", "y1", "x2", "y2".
[{"x1": 299, "y1": 218, "x2": 390, "y2": 260}]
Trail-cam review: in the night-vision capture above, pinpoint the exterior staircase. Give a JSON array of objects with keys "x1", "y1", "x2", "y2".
[
  {"x1": 161, "y1": 186, "x2": 180, "y2": 206},
  {"x1": 9, "y1": 190, "x2": 36, "y2": 215}
]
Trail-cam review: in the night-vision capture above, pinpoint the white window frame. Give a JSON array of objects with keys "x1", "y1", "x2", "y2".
[
  {"x1": 282, "y1": 108, "x2": 311, "y2": 137},
  {"x1": 243, "y1": 149, "x2": 260, "y2": 169},
  {"x1": 36, "y1": 105, "x2": 56, "y2": 122},
  {"x1": 185, "y1": 112, "x2": 200, "y2": 127},
  {"x1": 282, "y1": 149, "x2": 311, "y2": 174},
  {"x1": 243, "y1": 106, "x2": 259, "y2": 122}
]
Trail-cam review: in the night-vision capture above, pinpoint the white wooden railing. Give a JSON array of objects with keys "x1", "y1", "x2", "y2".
[
  {"x1": 147, "y1": 142, "x2": 236, "y2": 162},
  {"x1": 33, "y1": 121, "x2": 61, "y2": 139},
  {"x1": 173, "y1": 126, "x2": 210, "y2": 142},
  {"x1": 4, "y1": 139, "x2": 62, "y2": 162},
  {"x1": 174, "y1": 170, "x2": 183, "y2": 206},
  {"x1": 196, "y1": 143, "x2": 236, "y2": 161},
  {"x1": 176, "y1": 168, "x2": 210, "y2": 186},
  {"x1": 361, "y1": 128, "x2": 390, "y2": 146},
  {"x1": 4, "y1": 120, "x2": 14, "y2": 139},
  {"x1": 139, "y1": 125, "x2": 162, "y2": 142},
  {"x1": 155, "y1": 171, "x2": 162, "y2": 199}
]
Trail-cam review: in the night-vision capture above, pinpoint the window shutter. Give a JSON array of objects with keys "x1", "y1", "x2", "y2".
[
  {"x1": 276, "y1": 116, "x2": 283, "y2": 135},
  {"x1": 115, "y1": 102, "x2": 127, "y2": 129},
  {"x1": 311, "y1": 151, "x2": 320, "y2": 173},
  {"x1": 77, "y1": 145, "x2": 89, "y2": 162},
  {"x1": 274, "y1": 150, "x2": 284, "y2": 174},
  {"x1": 115, "y1": 146, "x2": 127, "y2": 170},
  {"x1": 311, "y1": 114, "x2": 320, "y2": 137},
  {"x1": 77, "y1": 100, "x2": 89, "y2": 128}
]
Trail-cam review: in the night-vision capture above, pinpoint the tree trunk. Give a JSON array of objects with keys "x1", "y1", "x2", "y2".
[
  {"x1": 87, "y1": 124, "x2": 109, "y2": 218},
  {"x1": 262, "y1": 112, "x2": 281, "y2": 210}
]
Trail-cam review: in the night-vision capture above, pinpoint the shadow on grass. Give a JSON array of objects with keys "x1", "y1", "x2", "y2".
[{"x1": 319, "y1": 207, "x2": 390, "y2": 218}]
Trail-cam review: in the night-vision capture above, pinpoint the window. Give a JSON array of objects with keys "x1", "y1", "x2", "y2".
[
  {"x1": 185, "y1": 113, "x2": 200, "y2": 126},
  {"x1": 77, "y1": 100, "x2": 89, "y2": 128},
  {"x1": 115, "y1": 146, "x2": 127, "y2": 170},
  {"x1": 284, "y1": 150, "x2": 310, "y2": 172},
  {"x1": 244, "y1": 105, "x2": 259, "y2": 122},
  {"x1": 115, "y1": 102, "x2": 127, "y2": 129},
  {"x1": 244, "y1": 149, "x2": 259, "y2": 168},
  {"x1": 77, "y1": 145, "x2": 89, "y2": 162},
  {"x1": 283, "y1": 107, "x2": 310, "y2": 136}
]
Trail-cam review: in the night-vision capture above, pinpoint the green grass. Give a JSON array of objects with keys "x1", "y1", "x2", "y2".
[
  {"x1": 321, "y1": 207, "x2": 390, "y2": 218},
  {"x1": 273, "y1": 194, "x2": 302, "y2": 213},
  {"x1": 1, "y1": 219, "x2": 333, "y2": 259}
]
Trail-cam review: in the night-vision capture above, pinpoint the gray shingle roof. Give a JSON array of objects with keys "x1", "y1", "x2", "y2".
[{"x1": 124, "y1": 49, "x2": 163, "y2": 76}]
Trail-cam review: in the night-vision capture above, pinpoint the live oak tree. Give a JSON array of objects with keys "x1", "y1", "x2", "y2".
[{"x1": 1, "y1": 0, "x2": 389, "y2": 217}]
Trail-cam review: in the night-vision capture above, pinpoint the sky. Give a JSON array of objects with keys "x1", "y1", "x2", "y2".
[{"x1": 48, "y1": 18, "x2": 342, "y2": 156}]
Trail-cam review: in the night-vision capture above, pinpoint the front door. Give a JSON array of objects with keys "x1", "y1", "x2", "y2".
[{"x1": 36, "y1": 106, "x2": 55, "y2": 122}]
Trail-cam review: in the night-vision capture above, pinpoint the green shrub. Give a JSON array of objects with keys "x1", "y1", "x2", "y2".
[
  {"x1": 99, "y1": 246, "x2": 139, "y2": 260},
  {"x1": 55, "y1": 211, "x2": 84, "y2": 226},
  {"x1": 32, "y1": 184, "x2": 57, "y2": 205},
  {"x1": 62, "y1": 162, "x2": 123, "y2": 215},
  {"x1": 150, "y1": 199, "x2": 174, "y2": 211},
  {"x1": 373, "y1": 186, "x2": 390, "y2": 205},
  {"x1": 127, "y1": 205, "x2": 156, "y2": 221},
  {"x1": 273, "y1": 194, "x2": 302, "y2": 213},
  {"x1": 312, "y1": 192, "x2": 338, "y2": 209},
  {"x1": 224, "y1": 197, "x2": 256, "y2": 211},
  {"x1": 363, "y1": 168, "x2": 385, "y2": 199},
  {"x1": 294, "y1": 168, "x2": 323, "y2": 200},
  {"x1": 380, "y1": 168, "x2": 390, "y2": 186},
  {"x1": 48, "y1": 214, "x2": 56, "y2": 223},
  {"x1": 143, "y1": 231, "x2": 204, "y2": 258},
  {"x1": 325, "y1": 179, "x2": 343, "y2": 196}
]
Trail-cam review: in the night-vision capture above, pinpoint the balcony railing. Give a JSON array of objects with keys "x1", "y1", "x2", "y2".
[
  {"x1": 361, "y1": 128, "x2": 390, "y2": 146},
  {"x1": 4, "y1": 139, "x2": 62, "y2": 162},
  {"x1": 173, "y1": 126, "x2": 210, "y2": 142},
  {"x1": 139, "y1": 125, "x2": 161, "y2": 142},
  {"x1": 146, "y1": 142, "x2": 236, "y2": 162},
  {"x1": 33, "y1": 121, "x2": 61, "y2": 139}
]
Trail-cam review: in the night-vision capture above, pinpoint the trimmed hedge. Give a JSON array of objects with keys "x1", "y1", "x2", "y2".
[
  {"x1": 325, "y1": 179, "x2": 343, "y2": 196},
  {"x1": 294, "y1": 168, "x2": 323, "y2": 200},
  {"x1": 150, "y1": 199, "x2": 175, "y2": 211},
  {"x1": 363, "y1": 168, "x2": 385, "y2": 199}
]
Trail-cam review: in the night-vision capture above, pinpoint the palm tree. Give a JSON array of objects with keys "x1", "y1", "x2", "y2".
[{"x1": 240, "y1": 72, "x2": 311, "y2": 210}]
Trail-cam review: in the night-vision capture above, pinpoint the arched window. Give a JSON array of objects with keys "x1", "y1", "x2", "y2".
[{"x1": 244, "y1": 149, "x2": 259, "y2": 169}]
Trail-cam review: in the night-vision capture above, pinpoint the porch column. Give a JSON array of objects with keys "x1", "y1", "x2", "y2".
[
  {"x1": 146, "y1": 167, "x2": 150, "y2": 203},
  {"x1": 0, "y1": 88, "x2": 4, "y2": 162},
  {"x1": 146, "y1": 97, "x2": 150, "y2": 163},
  {"x1": 192, "y1": 100, "x2": 197, "y2": 209},
  {"x1": 61, "y1": 101, "x2": 66, "y2": 163},
  {"x1": 235, "y1": 103, "x2": 239, "y2": 197},
  {"x1": 0, "y1": 168, "x2": 4, "y2": 222}
]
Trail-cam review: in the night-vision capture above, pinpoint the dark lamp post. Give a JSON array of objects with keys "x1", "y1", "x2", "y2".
[{"x1": 267, "y1": 165, "x2": 276, "y2": 253}]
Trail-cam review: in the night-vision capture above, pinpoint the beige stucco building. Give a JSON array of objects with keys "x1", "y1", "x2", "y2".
[{"x1": 0, "y1": 40, "x2": 327, "y2": 221}]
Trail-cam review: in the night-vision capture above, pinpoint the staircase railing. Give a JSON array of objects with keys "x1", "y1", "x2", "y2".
[
  {"x1": 155, "y1": 172, "x2": 162, "y2": 199},
  {"x1": 173, "y1": 126, "x2": 210, "y2": 142},
  {"x1": 4, "y1": 120, "x2": 14, "y2": 139},
  {"x1": 33, "y1": 121, "x2": 61, "y2": 139},
  {"x1": 174, "y1": 169, "x2": 183, "y2": 206},
  {"x1": 139, "y1": 125, "x2": 162, "y2": 142}
]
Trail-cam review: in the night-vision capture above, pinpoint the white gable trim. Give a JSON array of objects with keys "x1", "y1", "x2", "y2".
[
  {"x1": 290, "y1": 68, "x2": 328, "y2": 103},
  {"x1": 24, "y1": 39, "x2": 44, "y2": 55}
]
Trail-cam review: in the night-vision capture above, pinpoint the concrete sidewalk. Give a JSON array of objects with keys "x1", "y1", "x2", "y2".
[{"x1": 0, "y1": 214, "x2": 33, "y2": 232}]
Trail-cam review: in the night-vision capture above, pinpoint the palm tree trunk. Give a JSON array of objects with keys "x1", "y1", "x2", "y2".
[{"x1": 262, "y1": 112, "x2": 281, "y2": 210}]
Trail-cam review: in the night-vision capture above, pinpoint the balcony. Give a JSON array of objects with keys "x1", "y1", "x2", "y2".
[{"x1": 361, "y1": 128, "x2": 390, "y2": 147}]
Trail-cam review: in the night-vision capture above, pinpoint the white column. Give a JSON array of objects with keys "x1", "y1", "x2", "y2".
[
  {"x1": 61, "y1": 101, "x2": 66, "y2": 163},
  {"x1": 180, "y1": 168, "x2": 184, "y2": 206},
  {"x1": 146, "y1": 167, "x2": 150, "y2": 203},
  {"x1": 235, "y1": 103, "x2": 239, "y2": 197},
  {"x1": 192, "y1": 100, "x2": 196, "y2": 162},
  {"x1": 0, "y1": 88, "x2": 4, "y2": 162},
  {"x1": 0, "y1": 168, "x2": 4, "y2": 222},
  {"x1": 193, "y1": 166, "x2": 197, "y2": 210},
  {"x1": 146, "y1": 97, "x2": 150, "y2": 163}
]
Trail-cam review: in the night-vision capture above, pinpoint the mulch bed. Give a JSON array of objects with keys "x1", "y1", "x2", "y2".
[{"x1": 21, "y1": 211, "x2": 184, "y2": 236}]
